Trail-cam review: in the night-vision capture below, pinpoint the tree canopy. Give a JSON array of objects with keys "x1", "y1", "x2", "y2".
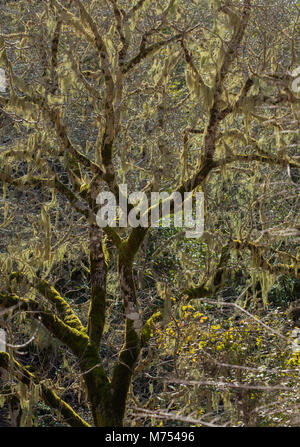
[{"x1": 0, "y1": 0, "x2": 299, "y2": 427}]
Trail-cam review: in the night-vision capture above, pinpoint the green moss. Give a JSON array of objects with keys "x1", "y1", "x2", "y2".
[
  {"x1": 0, "y1": 292, "x2": 88, "y2": 356},
  {"x1": 10, "y1": 272, "x2": 84, "y2": 333},
  {"x1": 141, "y1": 311, "x2": 161, "y2": 347},
  {"x1": 41, "y1": 384, "x2": 90, "y2": 427},
  {"x1": 0, "y1": 353, "x2": 90, "y2": 427},
  {"x1": 37, "y1": 280, "x2": 84, "y2": 331}
]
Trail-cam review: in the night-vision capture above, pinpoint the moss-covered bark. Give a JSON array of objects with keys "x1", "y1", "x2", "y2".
[
  {"x1": 87, "y1": 223, "x2": 107, "y2": 346},
  {"x1": 0, "y1": 292, "x2": 88, "y2": 356},
  {"x1": 10, "y1": 272, "x2": 84, "y2": 332},
  {"x1": 0, "y1": 352, "x2": 90, "y2": 427}
]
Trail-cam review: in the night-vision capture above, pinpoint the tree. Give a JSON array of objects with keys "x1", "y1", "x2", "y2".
[{"x1": 0, "y1": 0, "x2": 299, "y2": 427}]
